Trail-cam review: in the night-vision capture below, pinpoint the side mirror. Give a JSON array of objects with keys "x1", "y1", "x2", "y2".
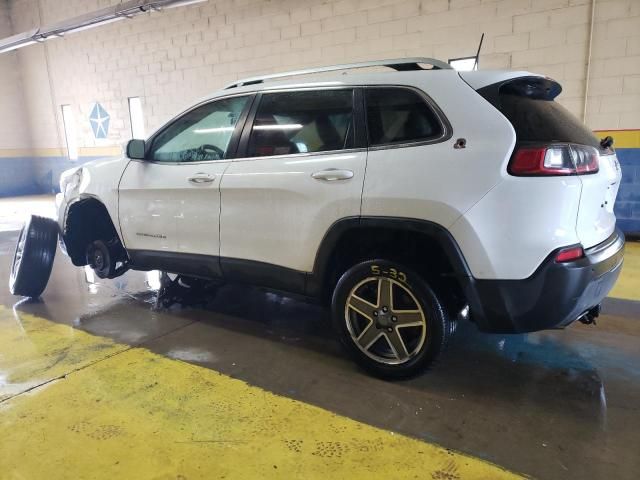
[{"x1": 126, "y1": 139, "x2": 146, "y2": 160}]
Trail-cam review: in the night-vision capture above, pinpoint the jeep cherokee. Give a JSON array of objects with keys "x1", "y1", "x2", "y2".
[{"x1": 10, "y1": 58, "x2": 624, "y2": 378}]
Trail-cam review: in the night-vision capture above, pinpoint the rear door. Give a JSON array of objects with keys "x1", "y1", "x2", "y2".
[
  {"x1": 219, "y1": 88, "x2": 366, "y2": 290},
  {"x1": 360, "y1": 86, "x2": 459, "y2": 226}
]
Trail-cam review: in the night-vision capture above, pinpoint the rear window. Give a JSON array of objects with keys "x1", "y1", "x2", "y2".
[
  {"x1": 499, "y1": 94, "x2": 600, "y2": 148},
  {"x1": 365, "y1": 88, "x2": 443, "y2": 146},
  {"x1": 479, "y1": 78, "x2": 600, "y2": 149}
]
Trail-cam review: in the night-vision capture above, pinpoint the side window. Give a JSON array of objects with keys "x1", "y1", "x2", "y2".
[
  {"x1": 365, "y1": 88, "x2": 443, "y2": 146},
  {"x1": 248, "y1": 89, "x2": 354, "y2": 157},
  {"x1": 149, "y1": 96, "x2": 249, "y2": 162}
]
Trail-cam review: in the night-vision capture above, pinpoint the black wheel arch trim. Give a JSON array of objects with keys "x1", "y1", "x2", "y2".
[
  {"x1": 306, "y1": 216, "x2": 474, "y2": 298},
  {"x1": 61, "y1": 194, "x2": 126, "y2": 265},
  {"x1": 113, "y1": 214, "x2": 626, "y2": 336},
  {"x1": 309, "y1": 218, "x2": 626, "y2": 334},
  {"x1": 125, "y1": 217, "x2": 475, "y2": 304},
  {"x1": 62, "y1": 194, "x2": 117, "y2": 234}
]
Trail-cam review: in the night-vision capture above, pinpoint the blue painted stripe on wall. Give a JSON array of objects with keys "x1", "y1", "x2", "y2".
[
  {"x1": 615, "y1": 148, "x2": 640, "y2": 235},
  {"x1": 3, "y1": 149, "x2": 640, "y2": 234},
  {"x1": 0, "y1": 157, "x2": 41, "y2": 196},
  {"x1": 0, "y1": 155, "x2": 115, "y2": 198},
  {"x1": 33, "y1": 155, "x2": 111, "y2": 193}
]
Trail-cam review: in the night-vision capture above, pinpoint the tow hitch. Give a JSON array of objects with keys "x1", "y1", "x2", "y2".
[{"x1": 578, "y1": 305, "x2": 601, "y2": 325}]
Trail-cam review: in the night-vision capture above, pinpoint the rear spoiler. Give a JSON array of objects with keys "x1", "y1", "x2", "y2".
[
  {"x1": 482, "y1": 77, "x2": 562, "y2": 103},
  {"x1": 460, "y1": 71, "x2": 562, "y2": 102},
  {"x1": 459, "y1": 70, "x2": 541, "y2": 90}
]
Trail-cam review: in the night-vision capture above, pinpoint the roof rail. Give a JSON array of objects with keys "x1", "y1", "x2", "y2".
[{"x1": 225, "y1": 57, "x2": 452, "y2": 89}]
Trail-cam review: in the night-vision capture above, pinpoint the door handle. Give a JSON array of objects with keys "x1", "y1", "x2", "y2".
[
  {"x1": 188, "y1": 173, "x2": 216, "y2": 184},
  {"x1": 311, "y1": 168, "x2": 354, "y2": 181}
]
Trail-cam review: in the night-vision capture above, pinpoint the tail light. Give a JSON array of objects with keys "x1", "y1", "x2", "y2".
[
  {"x1": 509, "y1": 144, "x2": 599, "y2": 176},
  {"x1": 555, "y1": 246, "x2": 584, "y2": 263}
]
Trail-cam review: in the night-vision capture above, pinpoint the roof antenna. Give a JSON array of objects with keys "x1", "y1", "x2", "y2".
[{"x1": 473, "y1": 33, "x2": 485, "y2": 70}]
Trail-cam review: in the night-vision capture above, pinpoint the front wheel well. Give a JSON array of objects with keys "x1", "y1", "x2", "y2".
[
  {"x1": 317, "y1": 225, "x2": 468, "y2": 312},
  {"x1": 63, "y1": 198, "x2": 124, "y2": 266}
]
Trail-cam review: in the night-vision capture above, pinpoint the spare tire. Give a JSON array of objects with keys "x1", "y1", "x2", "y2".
[{"x1": 9, "y1": 215, "x2": 59, "y2": 298}]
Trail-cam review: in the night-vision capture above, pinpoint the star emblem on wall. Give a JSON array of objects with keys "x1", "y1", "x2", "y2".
[{"x1": 89, "y1": 102, "x2": 110, "y2": 139}]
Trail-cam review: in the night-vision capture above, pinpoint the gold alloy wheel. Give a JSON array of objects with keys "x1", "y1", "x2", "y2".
[{"x1": 344, "y1": 276, "x2": 427, "y2": 365}]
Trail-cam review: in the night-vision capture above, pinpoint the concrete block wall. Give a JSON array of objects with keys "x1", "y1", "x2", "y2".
[
  {"x1": 616, "y1": 148, "x2": 640, "y2": 234},
  {"x1": 1, "y1": 0, "x2": 639, "y2": 231},
  {"x1": 0, "y1": 0, "x2": 37, "y2": 195},
  {"x1": 597, "y1": 129, "x2": 640, "y2": 234},
  {"x1": 6, "y1": 0, "x2": 639, "y2": 141}
]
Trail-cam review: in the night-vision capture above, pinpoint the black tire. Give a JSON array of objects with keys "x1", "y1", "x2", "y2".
[
  {"x1": 9, "y1": 215, "x2": 59, "y2": 298},
  {"x1": 331, "y1": 259, "x2": 451, "y2": 379}
]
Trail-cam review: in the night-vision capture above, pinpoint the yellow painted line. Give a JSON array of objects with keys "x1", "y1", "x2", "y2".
[
  {"x1": 0, "y1": 147, "x2": 66, "y2": 157},
  {"x1": 0, "y1": 305, "x2": 127, "y2": 401},
  {"x1": 0, "y1": 146, "x2": 121, "y2": 158},
  {"x1": 0, "y1": 307, "x2": 523, "y2": 479},
  {"x1": 609, "y1": 241, "x2": 640, "y2": 302},
  {"x1": 594, "y1": 129, "x2": 640, "y2": 149}
]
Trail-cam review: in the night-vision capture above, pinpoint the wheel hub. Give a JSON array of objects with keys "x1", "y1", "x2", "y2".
[
  {"x1": 87, "y1": 240, "x2": 114, "y2": 279},
  {"x1": 344, "y1": 276, "x2": 427, "y2": 365},
  {"x1": 93, "y1": 250, "x2": 104, "y2": 269},
  {"x1": 375, "y1": 308, "x2": 394, "y2": 328}
]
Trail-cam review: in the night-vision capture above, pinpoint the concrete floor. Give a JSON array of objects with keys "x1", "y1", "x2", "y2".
[{"x1": 1, "y1": 196, "x2": 639, "y2": 479}]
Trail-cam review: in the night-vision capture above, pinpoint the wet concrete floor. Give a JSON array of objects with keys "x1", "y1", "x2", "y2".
[{"x1": 1, "y1": 198, "x2": 639, "y2": 479}]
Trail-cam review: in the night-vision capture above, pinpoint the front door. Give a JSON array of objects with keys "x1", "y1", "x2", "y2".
[{"x1": 119, "y1": 94, "x2": 252, "y2": 275}]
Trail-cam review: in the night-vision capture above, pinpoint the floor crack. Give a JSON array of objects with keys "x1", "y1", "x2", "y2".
[{"x1": 0, "y1": 318, "x2": 199, "y2": 405}]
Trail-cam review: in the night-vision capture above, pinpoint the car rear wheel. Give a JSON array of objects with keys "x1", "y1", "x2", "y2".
[
  {"x1": 331, "y1": 259, "x2": 451, "y2": 379},
  {"x1": 9, "y1": 215, "x2": 59, "y2": 298}
]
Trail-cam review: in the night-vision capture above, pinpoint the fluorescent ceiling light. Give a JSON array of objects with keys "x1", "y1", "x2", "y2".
[
  {"x1": 253, "y1": 124, "x2": 303, "y2": 131},
  {"x1": 0, "y1": 0, "x2": 209, "y2": 54},
  {"x1": 194, "y1": 126, "x2": 235, "y2": 134},
  {"x1": 164, "y1": 0, "x2": 207, "y2": 8},
  {"x1": 0, "y1": 29, "x2": 39, "y2": 53},
  {"x1": 0, "y1": 40, "x2": 38, "y2": 53},
  {"x1": 449, "y1": 57, "x2": 477, "y2": 71},
  {"x1": 61, "y1": 17, "x2": 125, "y2": 36}
]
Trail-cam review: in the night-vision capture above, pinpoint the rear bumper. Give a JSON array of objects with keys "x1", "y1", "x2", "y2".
[{"x1": 467, "y1": 228, "x2": 625, "y2": 333}]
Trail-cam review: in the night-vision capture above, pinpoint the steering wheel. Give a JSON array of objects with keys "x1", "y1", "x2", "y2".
[{"x1": 200, "y1": 144, "x2": 225, "y2": 159}]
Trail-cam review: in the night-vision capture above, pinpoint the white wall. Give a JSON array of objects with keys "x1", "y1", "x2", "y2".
[
  {"x1": 0, "y1": 0, "x2": 37, "y2": 195},
  {"x1": 4, "y1": 0, "x2": 640, "y2": 153},
  {"x1": 0, "y1": 0, "x2": 30, "y2": 150}
]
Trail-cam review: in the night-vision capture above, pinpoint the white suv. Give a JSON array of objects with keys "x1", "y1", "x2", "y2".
[{"x1": 10, "y1": 58, "x2": 625, "y2": 378}]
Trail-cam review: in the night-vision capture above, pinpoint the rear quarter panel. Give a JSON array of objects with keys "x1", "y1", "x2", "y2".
[
  {"x1": 361, "y1": 71, "x2": 587, "y2": 280},
  {"x1": 361, "y1": 71, "x2": 515, "y2": 240},
  {"x1": 450, "y1": 176, "x2": 582, "y2": 279}
]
